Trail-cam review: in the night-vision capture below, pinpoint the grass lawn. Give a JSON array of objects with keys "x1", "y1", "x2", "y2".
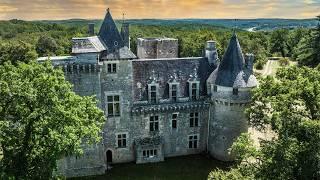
[{"x1": 75, "y1": 154, "x2": 233, "y2": 180}]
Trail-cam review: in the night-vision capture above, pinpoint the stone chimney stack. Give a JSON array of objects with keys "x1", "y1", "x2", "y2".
[
  {"x1": 88, "y1": 23, "x2": 95, "y2": 36},
  {"x1": 121, "y1": 23, "x2": 130, "y2": 49},
  {"x1": 245, "y1": 53, "x2": 254, "y2": 73},
  {"x1": 205, "y1": 41, "x2": 219, "y2": 67}
]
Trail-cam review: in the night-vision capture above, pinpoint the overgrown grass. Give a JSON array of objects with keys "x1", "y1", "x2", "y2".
[{"x1": 74, "y1": 154, "x2": 233, "y2": 180}]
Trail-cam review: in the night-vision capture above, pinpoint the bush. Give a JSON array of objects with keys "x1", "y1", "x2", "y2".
[
  {"x1": 255, "y1": 61, "x2": 264, "y2": 70},
  {"x1": 279, "y1": 58, "x2": 290, "y2": 66}
]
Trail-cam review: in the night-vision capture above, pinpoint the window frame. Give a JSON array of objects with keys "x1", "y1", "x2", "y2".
[
  {"x1": 107, "y1": 95, "x2": 120, "y2": 117},
  {"x1": 149, "y1": 115, "x2": 159, "y2": 132},
  {"x1": 189, "y1": 81, "x2": 200, "y2": 101},
  {"x1": 169, "y1": 83, "x2": 179, "y2": 102},
  {"x1": 171, "y1": 113, "x2": 178, "y2": 129},
  {"x1": 148, "y1": 83, "x2": 159, "y2": 103},
  {"x1": 189, "y1": 112, "x2": 199, "y2": 127},
  {"x1": 107, "y1": 63, "x2": 117, "y2": 74},
  {"x1": 117, "y1": 133, "x2": 127, "y2": 148},
  {"x1": 188, "y1": 135, "x2": 199, "y2": 149}
]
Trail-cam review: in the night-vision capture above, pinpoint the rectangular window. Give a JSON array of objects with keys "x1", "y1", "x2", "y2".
[
  {"x1": 171, "y1": 84, "x2": 177, "y2": 102},
  {"x1": 191, "y1": 83, "x2": 198, "y2": 100},
  {"x1": 107, "y1": 95, "x2": 120, "y2": 117},
  {"x1": 233, "y1": 88, "x2": 239, "y2": 95},
  {"x1": 189, "y1": 112, "x2": 199, "y2": 127},
  {"x1": 150, "y1": 116, "x2": 159, "y2": 131},
  {"x1": 172, "y1": 113, "x2": 178, "y2": 129},
  {"x1": 142, "y1": 149, "x2": 158, "y2": 158},
  {"x1": 188, "y1": 135, "x2": 198, "y2": 149},
  {"x1": 117, "y1": 134, "x2": 127, "y2": 148},
  {"x1": 213, "y1": 85, "x2": 218, "y2": 92},
  {"x1": 150, "y1": 85, "x2": 157, "y2": 103},
  {"x1": 107, "y1": 63, "x2": 117, "y2": 73}
]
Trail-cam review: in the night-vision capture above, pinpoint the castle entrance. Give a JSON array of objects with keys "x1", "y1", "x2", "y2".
[{"x1": 106, "y1": 150, "x2": 112, "y2": 163}]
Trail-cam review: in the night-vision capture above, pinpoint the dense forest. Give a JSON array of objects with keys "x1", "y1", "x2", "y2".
[{"x1": 0, "y1": 18, "x2": 319, "y2": 67}]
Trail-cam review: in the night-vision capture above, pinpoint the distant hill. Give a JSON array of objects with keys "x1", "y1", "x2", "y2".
[{"x1": 36, "y1": 18, "x2": 318, "y2": 31}]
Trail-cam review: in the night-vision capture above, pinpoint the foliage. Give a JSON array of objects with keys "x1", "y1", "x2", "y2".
[
  {"x1": 36, "y1": 35, "x2": 59, "y2": 56},
  {"x1": 208, "y1": 168, "x2": 253, "y2": 180},
  {"x1": 0, "y1": 41, "x2": 37, "y2": 65},
  {"x1": 0, "y1": 62, "x2": 105, "y2": 179},
  {"x1": 209, "y1": 66, "x2": 320, "y2": 179},
  {"x1": 278, "y1": 57, "x2": 290, "y2": 66},
  {"x1": 294, "y1": 16, "x2": 320, "y2": 67}
]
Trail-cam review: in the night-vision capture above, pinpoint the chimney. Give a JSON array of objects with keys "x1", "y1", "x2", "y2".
[
  {"x1": 245, "y1": 53, "x2": 254, "y2": 73},
  {"x1": 205, "y1": 41, "x2": 219, "y2": 67},
  {"x1": 121, "y1": 23, "x2": 130, "y2": 48},
  {"x1": 88, "y1": 23, "x2": 95, "y2": 36}
]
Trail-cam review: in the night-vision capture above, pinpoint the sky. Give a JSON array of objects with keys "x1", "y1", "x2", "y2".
[{"x1": 0, "y1": 0, "x2": 319, "y2": 20}]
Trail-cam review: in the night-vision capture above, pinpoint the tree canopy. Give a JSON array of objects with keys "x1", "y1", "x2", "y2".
[{"x1": 0, "y1": 61, "x2": 105, "y2": 179}]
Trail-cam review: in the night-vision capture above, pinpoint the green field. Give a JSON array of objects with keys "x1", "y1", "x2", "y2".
[{"x1": 74, "y1": 154, "x2": 233, "y2": 180}]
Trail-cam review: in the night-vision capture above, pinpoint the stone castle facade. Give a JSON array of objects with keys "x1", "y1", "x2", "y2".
[{"x1": 38, "y1": 9, "x2": 258, "y2": 178}]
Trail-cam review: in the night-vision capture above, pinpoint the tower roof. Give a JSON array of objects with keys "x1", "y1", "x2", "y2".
[
  {"x1": 207, "y1": 33, "x2": 257, "y2": 88},
  {"x1": 98, "y1": 9, "x2": 124, "y2": 51}
]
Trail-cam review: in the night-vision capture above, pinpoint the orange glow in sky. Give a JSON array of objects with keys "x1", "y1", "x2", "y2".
[{"x1": 0, "y1": 0, "x2": 319, "y2": 20}]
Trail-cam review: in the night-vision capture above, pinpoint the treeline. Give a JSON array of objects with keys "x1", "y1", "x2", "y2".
[{"x1": 0, "y1": 18, "x2": 319, "y2": 68}]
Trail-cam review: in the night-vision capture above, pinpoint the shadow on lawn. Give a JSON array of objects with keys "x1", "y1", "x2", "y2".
[{"x1": 73, "y1": 154, "x2": 233, "y2": 180}]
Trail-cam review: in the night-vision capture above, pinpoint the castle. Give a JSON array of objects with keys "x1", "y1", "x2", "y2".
[{"x1": 38, "y1": 9, "x2": 258, "y2": 178}]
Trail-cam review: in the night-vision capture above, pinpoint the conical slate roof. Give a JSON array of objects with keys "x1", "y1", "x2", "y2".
[
  {"x1": 207, "y1": 33, "x2": 257, "y2": 88},
  {"x1": 98, "y1": 9, "x2": 124, "y2": 51}
]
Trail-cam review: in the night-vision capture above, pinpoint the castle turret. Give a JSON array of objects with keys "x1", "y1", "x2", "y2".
[
  {"x1": 206, "y1": 33, "x2": 257, "y2": 161},
  {"x1": 205, "y1": 41, "x2": 219, "y2": 67}
]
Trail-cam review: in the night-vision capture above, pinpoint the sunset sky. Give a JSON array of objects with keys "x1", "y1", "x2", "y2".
[{"x1": 0, "y1": 0, "x2": 319, "y2": 20}]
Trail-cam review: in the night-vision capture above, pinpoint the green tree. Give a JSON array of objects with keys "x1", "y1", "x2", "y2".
[
  {"x1": 0, "y1": 62, "x2": 104, "y2": 179},
  {"x1": 0, "y1": 41, "x2": 37, "y2": 65},
  {"x1": 209, "y1": 66, "x2": 320, "y2": 179},
  {"x1": 270, "y1": 29, "x2": 289, "y2": 57},
  {"x1": 294, "y1": 15, "x2": 320, "y2": 67},
  {"x1": 36, "y1": 35, "x2": 59, "y2": 56}
]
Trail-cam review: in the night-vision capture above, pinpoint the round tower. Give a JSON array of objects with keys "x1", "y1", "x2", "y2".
[{"x1": 206, "y1": 34, "x2": 257, "y2": 161}]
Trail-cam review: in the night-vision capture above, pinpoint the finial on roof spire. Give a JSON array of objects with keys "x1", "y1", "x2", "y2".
[
  {"x1": 233, "y1": 19, "x2": 238, "y2": 34},
  {"x1": 122, "y1": 13, "x2": 126, "y2": 24},
  {"x1": 107, "y1": 8, "x2": 110, "y2": 12}
]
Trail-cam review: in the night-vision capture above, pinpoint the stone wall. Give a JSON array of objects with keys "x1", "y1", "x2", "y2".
[
  {"x1": 208, "y1": 86, "x2": 250, "y2": 161},
  {"x1": 56, "y1": 144, "x2": 105, "y2": 178},
  {"x1": 137, "y1": 38, "x2": 178, "y2": 59}
]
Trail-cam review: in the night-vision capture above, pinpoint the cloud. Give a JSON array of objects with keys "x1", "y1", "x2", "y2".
[{"x1": 0, "y1": 0, "x2": 319, "y2": 20}]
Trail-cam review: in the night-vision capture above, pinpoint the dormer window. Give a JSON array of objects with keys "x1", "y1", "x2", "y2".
[
  {"x1": 189, "y1": 82, "x2": 200, "y2": 101},
  {"x1": 150, "y1": 85, "x2": 157, "y2": 103},
  {"x1": 148, "y1": 70, "x2": 159, "y2": 103},
  {"x1": 169, "y1": 83, "x2": 179, "y2": 102},
  {"x1": 233, "y1": 88, "x2": 239, "y2": 95}
]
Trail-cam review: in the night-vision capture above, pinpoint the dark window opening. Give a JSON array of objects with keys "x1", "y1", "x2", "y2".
[
  {"x1": 107, "y1": 63, "x2": 117, "y2": 73},
  {"x1": 189, "y1": 135, "x2": 198, "y2": 149},
  {"x1": 233, "y1": 88, "x2": 239, "y2": 95},
  {"x1": 172, "y1": 113, "x2": 178, "y2": 129},
  {"x1": 213, "y1": 85, "x2": 218, "y2": 92}
]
